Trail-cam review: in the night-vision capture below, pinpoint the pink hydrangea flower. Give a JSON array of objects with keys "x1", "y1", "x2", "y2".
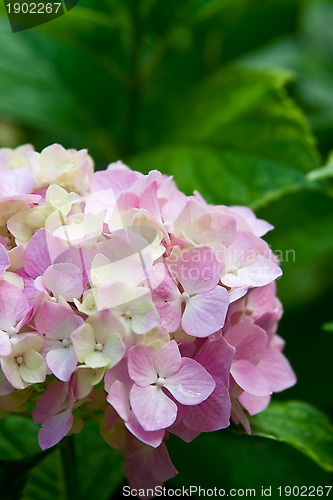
[
  {"x1": 127, "y1": 340, "x2": 215, "y2": 431},
  {"x1": 0, "y1": 281, "x2": 31, "y2": 356},
  {"x1": 1, "y1": 333, "x2": 47, "y2": 389},
  {"x1": 105, "y1": 359, "x2": 165, "y2": 448},
  {"x1": 151, "y1": 246, "x2": 229, "y2": 337},
  {"x1": 34, "y1": 301, "x2": 83, "y2": 381}
]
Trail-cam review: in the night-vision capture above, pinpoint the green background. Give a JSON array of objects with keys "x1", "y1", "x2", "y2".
[{"x1": 0, "y1": 0, "x2": 332, "y2": 498}]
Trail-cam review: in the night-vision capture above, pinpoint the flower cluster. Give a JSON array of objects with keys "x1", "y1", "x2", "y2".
[{"x1": 0, "y1": 144, "x2": 296, "y2": 489}]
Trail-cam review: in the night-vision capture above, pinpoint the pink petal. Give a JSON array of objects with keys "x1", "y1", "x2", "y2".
[
  {"x1": 233, "y1": 258, "x2": 282, "y2": 288},
  {"x1": 0, "y1": 330, "x2": 12, "y2": 357},
  {"x1": 149, "y1": 442, "x2": 178, "y2": 482},
  {"x1": 128, "y1": 345, "x2": 157, "y2": 387},
  {"x1": 224, "y1": 323, "x2": 268, "y2": 365},
  {"x1": 153, "y1": 340, "x2": 182, "y2": 379},
  {"x1": 165, "y1": 358, "x2": 215, "y2": 405},
  {"x1": 231, "y1": 397, "x2": 251, "y2": 434},
  {"x1": 43, "y1": 263, "x2": 83, "y2": 300},
  {"x1": 224, "y1": 323, "x2": 267, "y2": 364},
  {"x1": 130, "y1": 384, "x2": 177, "y2": 431},
  {"x1": 195, "y1": 336, "x2": 235, "y2": 387},
  {"x1": 174, "y1": 199, "x2": 236, "y2": 247},
  {"x1": 231, "y1": 359, "x2": 272, "y2": 396},
  {"x1": 46, "y1": 347, "x2": 77, "y2": 382},
  {"x1": 107, "y1": 379, "x2": 164, "y2": 448},
  {"x1": 91, "y1": 166, "x2": 139, "y2": 197},
  {"x1": 104, "y1": 358, "x2": 131, "y2": 393},
  {"x1": 238, "y1": 392, "x2": 271, "y2": 415},
  {"x1": 1, "y1": 357, "x2": 25, "y2": 389},
  {"x1": 230, "y1": 206, "x2": 273, "y2": 236},
  {"x1": 38, "y1": 408, "x2": 73, "y2": 450},
  {"x1": 182, "y1": 286, "x2": 229, "y2": 337},
  {"x1": 54, "y1": 246, "x2": 95, "y2": 289},
  {"x1": 0, "y1": 244, "x2": 10, "y2": 276},
  {"x1": 125, "y1": 442, "x2": 177, "y2": 491},
  {"x1": 169, "y1": 420, "x2": 200, "y2": 443},
  {"x1": 223, "y1": 232, "x2": 282, "y2": 287},
  {"x1": 183, "y1": 384, "x2": 231, "y2": 431},
  {"x1": 150, "y1": 264, "x2": 181, "y2": 333},
  {"x1": 24, "y1": 229, "x2": 65, "y2": 279},
  {"x1": 126, "y1": 414, "x2": 164, "y2": 448},
  {"x1": 0, "y1": 280, "x2": 30, "y2": 331},
  {"x1": 257, "y1": 346, "x2": 296, "y2": 392},
  {"x1": 0, "y1": 167, "x2": 35, "y2": 197},
  {"x1": 107, "y1": 380, "x2": 131, "y2": 421},
  {"x1": 169, "y1": 246, "x2": 222, "y2": 295},
  {"x1": 92, "y1": 230, "x2": 154, "y2": 287},
  {"x1": 32, "y1": 381, "x2": 68, "y2": 423},
  {"x1": 34, "y1": 301, "x2": 83, "y2": 340}
]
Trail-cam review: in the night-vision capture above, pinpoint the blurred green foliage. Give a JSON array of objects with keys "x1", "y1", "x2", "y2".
[{"x1": 0, "y1": 0, "x2": 332, "y2": 497}]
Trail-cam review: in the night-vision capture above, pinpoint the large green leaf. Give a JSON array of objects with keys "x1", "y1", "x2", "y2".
[
  {"x1": 0, "y1": 20, "x2": 82, "y2": 132},
  {"x1": 237, "y1": 1, "x2": 333, "y2": 157},
  {"x1": 259, "y1": 189, "x2": 333, "y2": 308},
  {"x1": 131, "y1": 68, "x2": 319, "y2": 208},
  {"x1": 167, "y1": 423, "x2": 332, "y2": 499},
  {"x1": 0, "y1": 1, "x2": 127, "y2": 159},
  {"x1": 0, "y1": 414, "x2": 123, "y2": 499},
  {"x1": 0, "y1": 453, "x2": 50, "y2": 500},
  {"x1": 0, "y1": 416, "x2": 40, "y2": 460},
  {"x1": 75, "y1": 420, "x2": 124, "y2": 500},
  {"x1": 249, "y1": 401, "x2": 333, "y2": 472}
]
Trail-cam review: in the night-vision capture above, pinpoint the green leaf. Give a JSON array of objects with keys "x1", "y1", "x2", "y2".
[
  {"x1": 249, "y1": 401, "x2": 333, "y2": 472},
  {"x1": 23, "y1": 420, "x2": 124, "y2": 500},
  {"x1": 22, "y1": 449, "x2": 65, "y2": 500},
  {"x1": 131, "y1": 68, "x2": 319, "y2": 208},
  {"x1": 237, "y1": 2, "x2": 333, "y2": 157},
  {"x1": 259, "y1": 189, "x2": 333, "y2": 308},
  {"x1": 0, "y1": 6, "x2": 125, "y2": 159},
  {"x1": 0, "y1": 416, "x2": 40, "y2": 460},
  {"x1": 323, "y1": 322, "x2": 333, "y2": 332},
  {"x1": 0, "y1": 416, "x2": 51, "y2": 500},
  {"x1": 0, "y1": 22, "x2": 82, "y2": 129},
  {"x1": 167, "y1": 426, "x2": 332, "y2": 498},
  {"x1": 0, "y1": 452, "x2": 51, "y2": 500},
  {"x1": 75, "y1": 420, "x2": 124, "y2": 500}
]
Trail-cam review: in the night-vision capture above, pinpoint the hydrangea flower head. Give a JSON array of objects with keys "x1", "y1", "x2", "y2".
[{"x1": 0, "y1": 143, "x2": 296, "y2": 489}]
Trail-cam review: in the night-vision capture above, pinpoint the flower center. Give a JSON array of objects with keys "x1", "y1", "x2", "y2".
[
  {"x1": 62, "y1": 339, "x2": 70, "y2": 348},
  {"x1": 181, "y1": 292, "x2": 190, "y2": 303},
  {"x1": 124, "y1": 309, "x2": 132, "y2": 319},
  {"x1": 7, "y1": 326, "x2": 17, "y2": 336},
  {"x1": 95, "y1": 342, "x2": 103, "y2": 352},
  {"x1": 163, "y1": 222, "x2": 171, "y2": 232},
  {"x1": 16, "y1": 356, "x2": 24, "y2": 365},
  {"x1": 156, "y1": 376, "x2": 166, "y2": 387}
]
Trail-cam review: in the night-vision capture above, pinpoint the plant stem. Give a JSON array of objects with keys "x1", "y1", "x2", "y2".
[{"x1": 60, "y1": 435, "x2": 79, "y2": 500}]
